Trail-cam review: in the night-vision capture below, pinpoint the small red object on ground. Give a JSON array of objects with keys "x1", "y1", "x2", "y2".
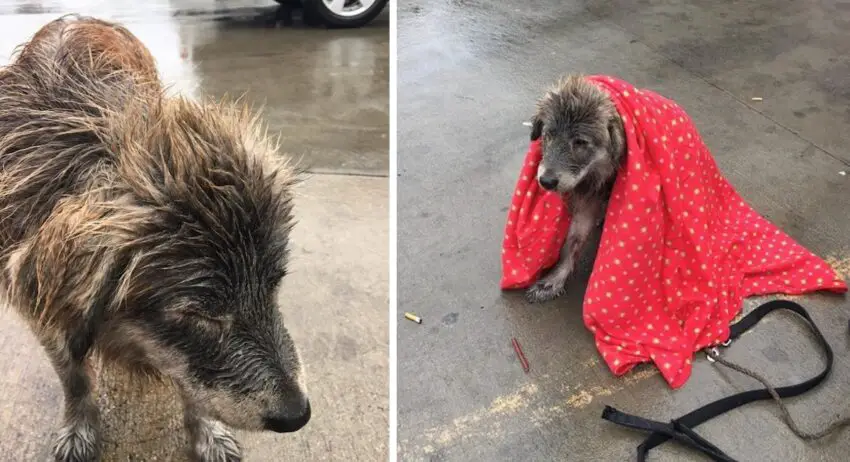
[{"x1": 511, "y1": 337, "x2": 530, "y2": 373}]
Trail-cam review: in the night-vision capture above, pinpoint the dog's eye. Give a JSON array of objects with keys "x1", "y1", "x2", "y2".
[
  {"x1": 186, "y1": 309, "x2": 229, "y2": 325},
  {"x1": 567, "y1": 165, "x2": 581, "y2": 174},
  {"x1": 187, "y1": 310, "x2": 232, "y2": 342},
  {"x1": 179, "y1": 302, "x2": 231, "y2": 328},
  {"x1": 574, "y1": 139, "x2": 589, "y2": 148}
]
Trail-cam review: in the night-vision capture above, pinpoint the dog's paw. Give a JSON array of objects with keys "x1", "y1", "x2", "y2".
[
  {"x1": 525, "y1": 279, "x2": 566, "y2": 303},
  {"x1": 190, "y1": 420, "x2": 242, "y2": 462},
  {"x1": 52, "y1": 422, "x2": 100, "y2": 462}
]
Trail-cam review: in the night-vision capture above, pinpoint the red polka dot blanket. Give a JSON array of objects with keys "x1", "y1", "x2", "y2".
[{"x1": 501, "y1": 75, "x2": 847, "y2": 388}]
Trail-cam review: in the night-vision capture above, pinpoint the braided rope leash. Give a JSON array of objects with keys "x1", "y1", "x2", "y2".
[{"x1": 707, "y1": 347, "x2": 850, "y2": 441}]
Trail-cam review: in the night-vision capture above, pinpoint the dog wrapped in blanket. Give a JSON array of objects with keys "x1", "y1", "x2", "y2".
[{"x1": 501, "y1": 74, "x2": 846, "y2": 388}]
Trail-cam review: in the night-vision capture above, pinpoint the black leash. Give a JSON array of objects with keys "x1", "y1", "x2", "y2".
[{"x1": 601, "y1": 299, "x2": 847, "y2": 462}]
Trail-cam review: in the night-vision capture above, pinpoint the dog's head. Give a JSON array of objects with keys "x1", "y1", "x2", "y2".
[
  {"x1": 101, "y1": 99, "x2": 310, "y2": 434},
  {"x1": 530, "y1": 75, "x2": 625, "y2": 194}
]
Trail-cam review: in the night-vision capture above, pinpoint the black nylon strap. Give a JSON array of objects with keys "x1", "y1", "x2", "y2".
[
  {"x1": 601, "y1": 299, "x2": 834, "y2": 461},
  {"x1": 600, "y1": 407, "x2": 736, "y2": 461}
]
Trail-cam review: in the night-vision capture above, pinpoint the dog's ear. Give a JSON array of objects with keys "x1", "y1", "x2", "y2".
[
  {"x1": 607, "y1": 114, "x2": 625, "y2": 160},
  {"x1": 530, "y1": 115, "x2": 543, "y2": 141}
]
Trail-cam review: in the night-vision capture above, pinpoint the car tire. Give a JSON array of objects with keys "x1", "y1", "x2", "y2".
[{"x1": 303, "y1": 0, "x2": 388, "y2": 28}]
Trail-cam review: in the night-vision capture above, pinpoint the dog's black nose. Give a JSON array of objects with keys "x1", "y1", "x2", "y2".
[
  {"x1": 263, "y1": 399, "x2": 311, "y2": 433},
  {"x1": 539, "y1": 175, "x2": 559, "y2": 191}
]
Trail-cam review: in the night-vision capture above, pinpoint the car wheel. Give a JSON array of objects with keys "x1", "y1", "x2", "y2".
[{"x1": 303, "y1": 0, "x2": 388, "y2": 28}]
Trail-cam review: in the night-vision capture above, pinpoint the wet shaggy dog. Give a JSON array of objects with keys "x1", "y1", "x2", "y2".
[
  {"x1": 526, "y1": 75, "x2": 626, "y2": 303},
  {"x1": 0, "y1": 15, "x2": 309, "y2": 462}
]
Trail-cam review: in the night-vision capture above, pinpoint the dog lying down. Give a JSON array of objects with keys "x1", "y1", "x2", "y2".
[
  {"x1": 501, "y1": 74, "x2": 846, "y2": 388},
  {"x1": 0, "y1": 15, "x2": 309, "y2": 462}
]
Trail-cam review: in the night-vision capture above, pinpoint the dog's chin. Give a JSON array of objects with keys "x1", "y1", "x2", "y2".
[{"x1": 555, "y1": 180, "x2": 582, "y2": 195}]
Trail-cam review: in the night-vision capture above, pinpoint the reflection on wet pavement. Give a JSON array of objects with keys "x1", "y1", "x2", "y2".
[
  {"x1": 191, "y1": 21, "x2": 389, "y2": 174},
  {"x1": 0, "y1": 0, "x2": 389, "y2": 175}
]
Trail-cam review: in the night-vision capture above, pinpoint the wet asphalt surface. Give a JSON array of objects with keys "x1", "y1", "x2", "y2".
[
  {"x1": 398, "y1": 1, "x2": 850, "y2": 461},
  {"x1": 0, "y1": 1, "x2": 388, "y2": 461}
]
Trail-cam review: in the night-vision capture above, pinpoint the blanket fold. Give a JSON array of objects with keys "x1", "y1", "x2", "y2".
[{"x1": 501, "y1": 75, "x2": 847, "y2": 388}]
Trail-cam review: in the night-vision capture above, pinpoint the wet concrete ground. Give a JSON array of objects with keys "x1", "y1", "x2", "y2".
[
  {"x1": 0, "y1": 1, "x2": 388, "y2": 461},
  {"x1": 398, "y1": 1, "x2": 850, "y2": 461}
]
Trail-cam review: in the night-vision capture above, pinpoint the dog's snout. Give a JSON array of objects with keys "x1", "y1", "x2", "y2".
[
  {"x1": 263, "y1": 398, "x2": 311, "y2": 433},
  {"x1": 539, "y1": 175, "x2": 559, "y2": 191}
]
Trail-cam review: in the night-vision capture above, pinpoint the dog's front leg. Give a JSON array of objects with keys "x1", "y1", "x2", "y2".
[
  {"x1": 37, "y1": 331, "x2": 101, "y2": 462},
  {"x1": 182, "y1": 400, "x2": 242, "y2": 462},
  {"x1": 526, "y1": 198, "x2": 601, "y2": 303}
]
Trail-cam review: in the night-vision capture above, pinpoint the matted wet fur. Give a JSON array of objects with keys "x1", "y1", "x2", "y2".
[
  {"x1": 526, "y1": 74, "x2": 626, "y2": 303},
  {"x1": 0, "y1": 15, "x2": 309, "y2": 462}
]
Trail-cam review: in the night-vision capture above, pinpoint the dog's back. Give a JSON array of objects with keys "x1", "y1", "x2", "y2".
[{"x1": 0, "y1": 15, "x2": 160, "y2": 250}]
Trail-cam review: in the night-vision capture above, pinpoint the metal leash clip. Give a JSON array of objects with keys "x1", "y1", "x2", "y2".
[{"x1": 706, "y1": 338, "x2": 733, "y2": 363}]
